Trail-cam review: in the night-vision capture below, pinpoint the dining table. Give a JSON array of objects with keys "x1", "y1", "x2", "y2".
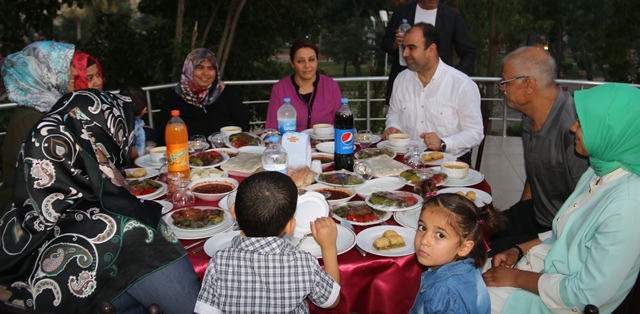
[{"x1": 159, "y1": 141, "x2": 492, "y2": 314}]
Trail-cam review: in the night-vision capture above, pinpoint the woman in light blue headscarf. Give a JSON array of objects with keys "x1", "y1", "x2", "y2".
[
  {"x1": 483, "y1": 83, "x2": 640, "y2": 313},
  {"x1": 0, "y1": 41, "x2": 75, "y2": 212}
]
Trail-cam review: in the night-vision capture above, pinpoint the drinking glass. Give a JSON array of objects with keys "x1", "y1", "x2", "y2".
[
  {"x1": 171, "y1": 177, "x2": 195, "y2": 208},
  {"x1": 403, "y1": 143, "x2": 423, "y2": 165},
  {"x1": 190, "y1": 134, "x2": 207, "y2": 154},
  {"x1": 354, "y1": 159, "x2": 373, "y2": 180},
  {"x1": 261, "y1": 129, "x2": 279, "y2": 145},
  {"x1": 157, "y1": 157, "x2": 169, "y2": 183},
  {"x1": 166, "y1": 172, "x2": 184, "y2": 198},
  {"x1": 209, "y1": 132, "x2": 227, "y2": 148},
  {"x1": 357, "y1": 130, "x2": 373, "y2": 149}
]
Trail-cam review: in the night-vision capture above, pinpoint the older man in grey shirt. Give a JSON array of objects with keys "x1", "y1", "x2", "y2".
[{"x1": 489, "y1": 47, "x2": 589, "y2": 255}]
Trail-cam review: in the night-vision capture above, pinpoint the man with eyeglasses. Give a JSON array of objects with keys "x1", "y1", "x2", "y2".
[
  {"x1": 489, "y1": 47, "x2": 589, "y2": 256},
  {"x1": 382, "y1": 23, "x2": 483, "y2": 165}
]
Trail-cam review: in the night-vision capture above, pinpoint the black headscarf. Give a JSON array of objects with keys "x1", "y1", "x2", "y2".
[{"x1": 0, "y1": 89, "x2": 184, "y2": 312}]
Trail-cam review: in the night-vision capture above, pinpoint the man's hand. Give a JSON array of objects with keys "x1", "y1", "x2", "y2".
[
  {"x1": 382, "y1": 127, "x2": 403, "y2": 140},
  {"x1": 392, "y1": 29, "x2": 404, "y2": 51},
  {"x1": 420, "y1": 132, "x2": 441, "y2": 151}
]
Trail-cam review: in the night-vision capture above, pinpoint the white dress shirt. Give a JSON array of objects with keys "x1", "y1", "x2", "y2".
[{"x1": 386, "y1": 59, "x2": 483, "y2": 157}]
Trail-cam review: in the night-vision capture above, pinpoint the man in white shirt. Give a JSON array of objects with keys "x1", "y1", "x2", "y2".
[{"x1": 382, "y1": 23, "x2": 483, "y2": 164}]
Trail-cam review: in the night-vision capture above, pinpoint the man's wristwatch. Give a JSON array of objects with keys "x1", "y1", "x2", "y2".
[{"x1": 439, "y1": 139, "x2": 447, "y2": 152}]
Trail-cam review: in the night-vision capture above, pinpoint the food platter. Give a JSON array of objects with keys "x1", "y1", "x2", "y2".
[
  {"x1": 399, "y1": 168, "x2": 448, "y2": 186},
  {"x1": 189, "y1": 150, "x2": 229, "y2": 169},
  {"x1": 225, "y1": 132, "x2": 262, "y2": 149},
  {"x1": 355, "y1": 226, "x2": 416, "y2": 257},
  {"x1": 437, "y1": 187, "x2": 492, "y2": 207},
  {"x1": 315, "y1": 171, "x2": 366, "y2": 188},
  {"x1": 125, "y1": 167, "x2": 159, "y2": 181},
  {"x1": 293, "y1": 224, "x2": 356, "y2": 258},
  {"x1": 162, "y1": 207, "x2": 234, "y2": 239},
  {"x1": 331, "y1": 201, "x2": 392, "y2": 226},
  {"x1": 421, "y1": 151, "x2": 456, "y2": 166},
  {"x1": 164, "y1": 207, "x2": 227, "y2": 232},
  {"x1": 365, "y1": 191, "x2": 423, "y2": 212},
  {"x1": 132, "y1": 180, "x2": 167, "y2": 200}
]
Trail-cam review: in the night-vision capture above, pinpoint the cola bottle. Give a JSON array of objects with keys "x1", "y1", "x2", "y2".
[{"x1": 334, "y1": 98, "x2": 354, "y2": 171}]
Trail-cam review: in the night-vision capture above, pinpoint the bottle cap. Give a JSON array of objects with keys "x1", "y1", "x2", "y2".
[
  {"x1": 171, "y1": 110, "x2": 180, "y2": 116},
  {"x1": 283, "y1": 98, "x2": 291, "y2": 103},
  {"x1": 269, "y1": 135, "x2": 280, "y2": 142},
  {"x1": 341, "y1": 98, "x2": 348, "y2": 104}
]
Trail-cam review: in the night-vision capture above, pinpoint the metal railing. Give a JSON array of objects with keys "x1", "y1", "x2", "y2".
[{"x1": 0, "y1": 77, "x2": 630, "y2": 139}]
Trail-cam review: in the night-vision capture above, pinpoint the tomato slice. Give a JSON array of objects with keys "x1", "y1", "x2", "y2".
[{"x1": 142, "y1": 187, "x2": 156, "y2": 195}]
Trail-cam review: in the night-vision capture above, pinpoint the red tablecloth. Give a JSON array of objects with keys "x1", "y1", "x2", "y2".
[{"x1": 173, "y1": 156, "x2": 491, "y2": 314}]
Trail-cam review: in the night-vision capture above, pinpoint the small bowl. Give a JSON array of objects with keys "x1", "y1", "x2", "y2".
[
  {"x1": 220, "y1": 126, "x2": 242, "y2": 136},
  {"x1": 188, "y1": 177, "x2": 238, "y2": 202},
  {"x1": 311, "y1": 153, "x2": 334, "y2": 170},
  {"x1": 388, "y1": 134, "x2": 411, "y2": 147},
  {"x1": 304, "y1": 183, "x2": 356, "y2": 207},
  {"x1": 440, "y1": 161, "x2": 470, "y2": 179},
  {"x1": 313, "y1": 124, "x2": 334, "y2": 136},
  {"x1": 150, "y1": 146, "x2": 166, "y2": 163}
]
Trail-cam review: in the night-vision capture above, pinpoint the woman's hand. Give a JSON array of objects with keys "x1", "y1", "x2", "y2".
[
  {"x1": 491, "y1": 247, "x2": 521, "y2": 268},
  {"x1": 483, "y1": 265, "x2": 521, "y2": 287}
]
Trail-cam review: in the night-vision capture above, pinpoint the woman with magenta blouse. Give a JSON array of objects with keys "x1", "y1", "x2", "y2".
[{"x1": 265, "y1": 39, "x2": 342, "y2": 131}]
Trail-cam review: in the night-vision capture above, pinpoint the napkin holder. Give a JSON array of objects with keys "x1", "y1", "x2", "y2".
[{"x1": 282, "y1": 132, "x2": 312, "y2": 168}]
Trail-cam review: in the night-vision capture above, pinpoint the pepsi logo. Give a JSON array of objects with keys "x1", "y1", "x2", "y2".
[{"x1": 340, "y1": 132, "x2": 353, "y2": 144}]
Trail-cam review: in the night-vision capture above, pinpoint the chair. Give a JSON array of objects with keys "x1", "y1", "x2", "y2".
[
  {"x1": 474, "y1": 105, "x2": 492, "y2": 171},
  {"x1": 100, "y1": 301, "x2": 162, "y2": 314}
]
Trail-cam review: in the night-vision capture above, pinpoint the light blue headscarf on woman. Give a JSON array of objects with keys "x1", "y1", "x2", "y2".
[
  {"x1": 574, "y1": 83, "x2": 640, "y2": 176},
  {"x1": 1, "y1": 41, "x2": 75, "y2": 112}
]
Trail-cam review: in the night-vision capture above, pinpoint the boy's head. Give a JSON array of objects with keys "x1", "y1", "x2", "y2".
[
  {"x1": 119, "y1": 85, "x2": 147, "y2": 117},
  {"x1": 233, "y1": 171, "x2": 298, "y2": 237}
]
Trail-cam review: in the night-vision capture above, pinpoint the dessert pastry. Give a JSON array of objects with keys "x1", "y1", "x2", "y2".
[{"x1": 373, "y1": 229, "x2": 406, "y2": 250}]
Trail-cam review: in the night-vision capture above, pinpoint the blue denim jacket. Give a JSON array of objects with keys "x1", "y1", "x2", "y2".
[
  {"x1": 133, "y1": 118, "x2": 146, "y2": 155},
  {"x1": 410, "y1": 258, "x2": 490, "y2": 314}
]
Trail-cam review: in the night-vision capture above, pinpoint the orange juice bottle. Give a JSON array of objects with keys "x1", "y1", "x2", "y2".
[{"x1": 165, "y1": 110, "x2": 190, "y2": 180}]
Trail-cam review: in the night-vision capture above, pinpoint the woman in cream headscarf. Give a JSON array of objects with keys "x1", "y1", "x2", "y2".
[
  {"x1": 157, "y1": 48, "x2": 250, "y2": 144},
  {"x1": 0, "y1": 41, "x2": 76, "y2": 212},
  {"x1": 483, "y1": 83, "x2": 640, "y2": 313}
]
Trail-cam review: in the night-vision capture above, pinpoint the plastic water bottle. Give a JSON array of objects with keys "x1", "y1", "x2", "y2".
[
  {"x1": 334, "y1": 98, "x2": 354, "y2": 171},
  {"x1": 398, "y1": 19, "x2": 411, "y2": 66},
  {"x1": 262, "y1": 135, "x2": 288, "y2": 174},
  {"x1": 277, "y1": 97, "x2": 297, "y2": 135},
  {"x1": 165, "y1": 110, "x2": 189, "y2": 180}
]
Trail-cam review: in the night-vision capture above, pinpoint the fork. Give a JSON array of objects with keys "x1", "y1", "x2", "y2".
[
  {"x1": 294, "y1": 234, "x2": 310, "y2": 250},
  {"x1": 380, "y1": 220, "x2": 389, "y2": 226}
]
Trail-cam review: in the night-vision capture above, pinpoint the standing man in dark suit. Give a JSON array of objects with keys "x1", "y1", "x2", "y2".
[{"x1": 381, "y1": 0, "x2": 476, "y2": 104}]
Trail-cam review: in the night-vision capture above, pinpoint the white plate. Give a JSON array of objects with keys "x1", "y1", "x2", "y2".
[
  {"x1": 125, "y1": 167, "x2": 159, "y2": 181},
  {"x1": 315, "y1": 171, "x2": 366, "y2": 188},
  {"x1": 365, "y1": 191, "x2": 423, "y2": 212},
  {"x1": 238, "y1": 146, "x2": 266, "y2": 154},
  {"x1": 315, "y1": 142, "x2": 334, "y2": 154},
  {"x1": 134, "y1": 154, "x2": 163, "y2": 168},
  {"x1": 377, "y1": 140, "x2": 427, "y2": 154},
  {"x1": 135, "y1": 181, "x2": 167, "y2": 200},
  {"x1": 208, "y1": 146, "x2": 239, "y2": 158},
  {"x1": 394, "y1": 208, "x2": 421, "y2": 230},
  {"x1": 421, "y1": 152, "x2": 457, "y2": 166},
  {"x1": 356, "y1": 226, "x2": 416, "y2": 257},
  {"x1": 302, "y1": 128, "x2": 334, "y2": 140},
  {"x1": 293, "y1": 192, "x2": 330, "y2": 237},
  {"x1": 153, "y1": 199, "x2": 173, "y2": 215},
  {"x1": 163, "y1": 208, "x2": 234, "y2": 239},
  {"x1": 331, "y1": 201, "x2": 392, "y2": 226},
  {"x1": 190, "y1": 151, "x2": 230, "y2": 169},
  {"x1": 225, "y1": 132, "x2": 262, "y2": 149},
  {"x1": 354, "y1": 177, "x2": 406, "y2": 198},
  {"x1": 293, "y1": 224, "x2": 356, "y2": 258},
  {"x1": 442, "y1": 169, "x2": 484, "y2": 187},
  {"x1": 437, "y1": 187, "x2": 492, "y2": 207},
  {"x1": 304, "y1": 183, "x2": 356, "y2": 206},
  {"x1": 204, "y1": 230, "x2": 243, "y2": 257},
  {"x1": 218, "y1": 191, "x2": 236, "y2": 211}
]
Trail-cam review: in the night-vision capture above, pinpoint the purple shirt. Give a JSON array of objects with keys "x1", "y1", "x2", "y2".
[{"x1": 266, "y1": 74, "x2": 343, "y2": 131}]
